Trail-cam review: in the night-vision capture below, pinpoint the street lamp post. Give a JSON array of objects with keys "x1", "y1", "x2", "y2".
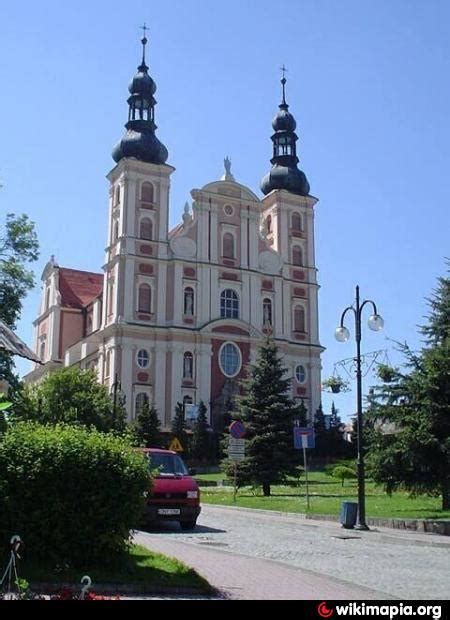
[{"x1": 335, "y1": 285, "x2": 384, "y2": 530}]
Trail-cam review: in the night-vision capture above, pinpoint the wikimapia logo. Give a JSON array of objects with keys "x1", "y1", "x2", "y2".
[{"x1": 317, "y1": 602, "x2": 442, "y2": 620}]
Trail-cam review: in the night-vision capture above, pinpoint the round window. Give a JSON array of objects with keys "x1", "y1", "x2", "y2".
[
  {"x1": 137, "y1": 349, "x2": 149, "y2": 368},
  {"x1": 219, "y1": 342, "x2": 241, "y2": 378},
  {"x1": 295, "y1": 364, "x2": 306, "y2": 384},
  {"x1": 224, "y1": 204, "x2": 234, "y2": 216}
]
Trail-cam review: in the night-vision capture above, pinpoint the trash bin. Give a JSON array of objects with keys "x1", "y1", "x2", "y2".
[{"x1": 340, "y1": 501, "x2": 358, "y2": 529}]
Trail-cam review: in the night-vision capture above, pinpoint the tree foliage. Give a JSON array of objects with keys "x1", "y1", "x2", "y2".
[
  {"x1": 0, "y1": 213, "x2": 39, "y2": 384},
  {"x1": 367, "y1": 262, "x2": 450, "y2": 509},
  {"x1": 11, "y1": 366, "x2": 126, "y2": 434},
  {"x1": 191, "y1": 400, "x2": 210, "y2": 461},
  {"x1": 231, "y1": 338, "x2": 303, "y2": 496},
  {"x1": 132, "y1": 400, "x2": 161, "y2": 448}
]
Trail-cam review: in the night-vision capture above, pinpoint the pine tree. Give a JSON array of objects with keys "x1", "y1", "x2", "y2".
[
  {"x1": 234, "y1": 338, "x2": 300, "y2": 496},
  {"x1": 329, "y1": 401, "x2": 340, "y2": 429},
  {"x1": 132, "y1": 401, "x2": 161, "y2": 448},
  {"x1": 171, "y1": 401, "x2": 188, "y2": 455},
  {"x1": 191, "y1": 400, "x2": 210, "y2": 461},
  {"x1": 313, "y1": 403, "x2": 328, "y2": 458},
  {"x1": 367, "y1": 262, "x2": 450, "y2": 509}
]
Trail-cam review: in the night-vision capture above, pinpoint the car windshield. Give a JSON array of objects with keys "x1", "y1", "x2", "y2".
[{"x1": 149, "y1": 452, "x2": 189, "y2": 476}]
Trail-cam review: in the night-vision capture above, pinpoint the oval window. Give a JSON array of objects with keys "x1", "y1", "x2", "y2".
[
  {"x1": 219, "y1": 342, "x2": 241, "y2": 378},
  {"x1": 295, "y1": 364, "x2": 306, "y2": 384},
  {"x1": 137, "y1": 349, "x2": 149, "y2": 368}
]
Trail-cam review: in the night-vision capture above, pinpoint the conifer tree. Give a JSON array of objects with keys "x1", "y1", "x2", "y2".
[
  {"x1": 132, "y1": 401, "x2": 161, "y2": 448},
  {"x1": 234, "y1": 338, "x2": 301, "y2": 496},
  {"x1": 171, "y1": 401, "x2": 188, "y2": 455},
  {"x1": 191, "y1": 400, "x2": 210, "y2": 461},
  {"x1": 367, "y1": 262, "x2": 450, "y2": 509}
]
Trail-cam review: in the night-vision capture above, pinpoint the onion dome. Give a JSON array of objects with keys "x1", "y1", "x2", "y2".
[
  {"x1": 112, "y1": 32, "x2": 168, "y2": 165},
  {"x1": 260, "y1": 71, "x2": 310, "y2": 197}
]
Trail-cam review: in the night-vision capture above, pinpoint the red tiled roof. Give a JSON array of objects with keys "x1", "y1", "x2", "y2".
[{"x1": 58, "y1": 268, "x2": 103, "y2": 309}]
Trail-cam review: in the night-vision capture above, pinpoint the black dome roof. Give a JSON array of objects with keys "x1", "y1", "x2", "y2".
[
  {"x1": 272, "y1": 105, "x2": 297, "y2": 132},
  {"x1": 129, "y1": 66, "x2": 156, "y2": 97},
  {"x1": 112, "y1": 130, "x2": 168, "y2": 165},
  {"x1": 260, "y1": 165, "x2": 310, "y2": 197}
]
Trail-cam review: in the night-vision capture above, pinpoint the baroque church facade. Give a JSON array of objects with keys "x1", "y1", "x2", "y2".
[{"x1": 26, "y1": 36, "x2": 323, "y2": 430}]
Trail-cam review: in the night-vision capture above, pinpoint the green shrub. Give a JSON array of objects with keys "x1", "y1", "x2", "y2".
[
  {"x1": 331, "y1": 465, "x2": 357, "y2": 487},
  {"x1": 0, "y1": 422, "x2": 150, "y2": 568}
]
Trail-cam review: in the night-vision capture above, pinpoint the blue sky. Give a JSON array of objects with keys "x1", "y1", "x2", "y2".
[{"x1": 2, "y1": 1, "x2": 449, "y2": 420}]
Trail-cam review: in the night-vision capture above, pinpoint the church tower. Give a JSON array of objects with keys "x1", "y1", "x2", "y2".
[
  {"x1": 260, "y1": 74, "x2": 322, "y2": 415},
  {"x1": 101, "y1": 31, "x2": 174, "y2": 416}
]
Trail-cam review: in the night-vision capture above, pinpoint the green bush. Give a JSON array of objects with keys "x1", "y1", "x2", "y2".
[
  {"x1": 331, "y1": 465, "x2": 357, "y2": 487},
  {"x1": 0, "y1": 422, "x2": 150, "y2": 568}
]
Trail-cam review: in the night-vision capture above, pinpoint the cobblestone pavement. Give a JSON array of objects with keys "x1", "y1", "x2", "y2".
[{"x1": 135, "y1": 505, "x2": 450, "y2": 600}]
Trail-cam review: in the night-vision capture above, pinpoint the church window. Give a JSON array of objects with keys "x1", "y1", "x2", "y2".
[
  {"x1": 140, "y1": 217, "x2": 153, "y2": 240},
  {"x1": 183, "y1": 352, "x2": 194, "y2": 379},
  {"x1": 263, "y1": 298, "x2": 272, "y2": 325},
  {"x1": 104, "y1": 350, "x2": 111, "y2": 378},
  {"x1": 294, "y1": 305, "x2": 306, "y2": 332},
  {"x1": 222, "y1": 232, "x2": 235, "y2": 259},
  {"x1": 220, "y1": 289, "x2": 239, "y2": 319},
  {"x1": 266, "y1": 215, "x2": 272, "y2": 233},
  {"x1": 115, "y1": 186, "x2": 120, "y2": 205},
  {"x1": 292, "y1": 212, "x2": 302, "y2": 231},
  {"x1": 40, "y1": 341, "x2": 46, "y2": 362},
  {"x1": 135, "y1": 392, "x2": 149, "y2": 417},
  {"x1": 113, "y1": 221, "x2": 119, "y2": 242},
  {"x1": 292, "y1": 245, "x2": 303, "y2": 266},
  {"x1": 295, "y1": 364, "x2": 307, "y2": 384},
  {"x1": 141, "y1": 182, "x2": 154, "y2": 203},
  {"x1": 219, "y1": 342, "x2": 241, "y2": 378},
  {"x1": 184, "y1": 287, "x2": 195, "y2": 316},
  {"x1": 45, "y1": 288, "x2": 50, "y2": 311},
  {"x1": 138, "y1": 284, "x2": 152, "y2": 313},
  {"x1": 137, "y1": 349, "x2": 149, "y2": 368}
]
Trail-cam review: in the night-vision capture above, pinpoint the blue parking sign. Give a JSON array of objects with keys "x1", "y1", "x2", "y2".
[{"x1": 293, "y1": 427, "x2": 315, "y2": 449}]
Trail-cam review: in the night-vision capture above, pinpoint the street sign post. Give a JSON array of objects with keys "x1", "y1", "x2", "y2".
[
  {"x1": 293, "y1": 427, "x2": 315, "y2": 510},
  {"x1": 228, "y1": 437, "x2": 246, "y2": 502},
  {"x1": 229, "y1": 420, "x2": 246, "y2": 439}
]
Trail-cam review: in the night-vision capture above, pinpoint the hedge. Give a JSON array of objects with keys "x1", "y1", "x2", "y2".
[{"x1": 0, "y1": 422, "x2": 150, "y2": 568}]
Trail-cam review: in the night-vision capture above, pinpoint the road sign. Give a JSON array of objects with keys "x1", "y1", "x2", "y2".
[
  {"x1": 293, "y1": 427, "x2": 315, "y2": 450},
  {"x1": 229, "y1": 420, "x2": 246, "y2": 438},
  {"x1": 228, "y1": 437, "x2": 246, "y2": 461},
  {"x1": 169, "y1": 437, "x2": 184, "y2": 452}
]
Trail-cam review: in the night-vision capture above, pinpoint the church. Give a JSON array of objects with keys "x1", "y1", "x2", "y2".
[{"x1": 25, "y1": 34, "x2": 323, "y2": 430}]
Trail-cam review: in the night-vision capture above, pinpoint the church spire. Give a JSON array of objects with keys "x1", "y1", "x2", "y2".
[
  {"x1": 112, "y1": 29, "x2": 169, "y2": 165},
  {"x1": 260, "y1": 70, "x2": 310, "y2": 197}
]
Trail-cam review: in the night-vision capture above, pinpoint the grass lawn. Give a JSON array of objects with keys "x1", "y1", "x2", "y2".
[
  {"x1": 196, "y1": 471, "x2": 450, "y2": 520},
  {"x1": 6, "y1": 544, "x2": 211, "y2": 593}
]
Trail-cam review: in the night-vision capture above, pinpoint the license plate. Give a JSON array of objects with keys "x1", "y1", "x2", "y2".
[{"x1": 158, "y1": 508, "x2": 180, "y2": 515}]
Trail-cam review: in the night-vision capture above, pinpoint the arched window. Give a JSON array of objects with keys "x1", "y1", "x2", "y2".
[
  {"x1": 263, "y1": 298, "x2": 272, "y2": 325},
  {"x1": 115, "y1": 185, "x2": 120, "y2": 205},
  {"x1": 184, "y1": 287, "x2": 194, "y2": 315},
  {"x1": 220, "y1": 289, "x2": 239, "y2": 319},
  {"x1": 183, "y1": 352, "x2": 194, "y2": 379},
  {"x1": 223, "y1": 232, "x2": 235, "y2": 259},
  {"x1": 294, "y1": 305, "x2": 306, "y2": 332},
  {"x1": 39, "y1": 341, "x2": 46, "y2": 362},
  {"x1": 135, "y1": 392, "x2": 149, "y2": 417},
  {"x1": 140, "y1": 217, "x2": 153, "y2": 240},
  {"x1": 45, "y1": 288, "x2": 50, "y2": 311},
  {"x1": 141, "y1": 182, "x2": 154, "y2": 203},
  {"x1": 266, "y1": 215, "x2": 272, "y2": 233},
  {"x1": 292, "y1": 212, "x2": 302, "y2": 231},
  {"x1": 113, "y1": 221, "x2": 119, "y2": 242},
  {"x1": 138, "y1": 284, "x2": 152, "y2": 313},
  {"x1": 292, "y1": 245, "x2": 303, "y2": 266}
]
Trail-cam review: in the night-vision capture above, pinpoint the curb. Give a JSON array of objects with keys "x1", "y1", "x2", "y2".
[{"x1": 30, "y1": 581, "x2": 216, "y2": 596}]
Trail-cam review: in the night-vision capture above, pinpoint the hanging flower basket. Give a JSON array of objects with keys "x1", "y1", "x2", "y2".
[
  {"x1": 376, "y1": 363, "x2": 396, "y2": 383},
  {"x1": 322, "y1": 376, "x2": 349, "y2": 393}
]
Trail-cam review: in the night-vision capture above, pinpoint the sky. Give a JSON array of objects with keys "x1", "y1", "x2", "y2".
[{"x1": 1, "y1": 1, "x2": 449, "y2": 421}]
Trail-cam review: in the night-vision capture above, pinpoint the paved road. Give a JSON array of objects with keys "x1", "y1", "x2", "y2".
[{"x1": 135, "y1": 505, "x2": 450, "y2": 600}]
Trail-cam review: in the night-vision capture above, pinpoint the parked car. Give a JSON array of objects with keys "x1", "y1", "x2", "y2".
[{"x1": 143, "y1": 448, "x2": 201, "y2": 530}]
